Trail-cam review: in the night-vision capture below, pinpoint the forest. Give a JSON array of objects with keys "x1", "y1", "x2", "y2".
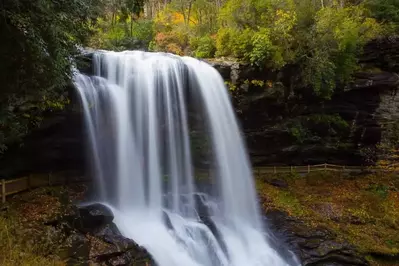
[{"x1": 0, "y1": 0, "x2": 398, "y2": 153}]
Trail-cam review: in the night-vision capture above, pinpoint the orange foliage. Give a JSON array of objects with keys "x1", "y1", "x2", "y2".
[
  {"x1": 154, "y1": 31, "x2": 187, "y2": 55},
  {"x1": 155, "y1": 10, "x2": 189, "y2": 28},
  {"x1": 171, "y1": 12, "x2": 185, "y2": 24},
  {"x1": 166, "y1": 43, "x2": 184, "y2": 55},
  {"x1": 152, "y1": 7, "x2": 198, "y2": 55}
]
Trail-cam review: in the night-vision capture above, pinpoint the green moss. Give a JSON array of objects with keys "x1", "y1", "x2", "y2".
[
  {"x1": 367, "y1": 184, "x2": 390, "y2": 199},
  {"x1": 274, "y1": 191, "x2": 308, "y2": 216},
  {"x1": 224, "y1": 81, "x2": 237, "y2": 91},
  {"x1": 243, "y1": 79, "x2": 265, "y2": 87}
]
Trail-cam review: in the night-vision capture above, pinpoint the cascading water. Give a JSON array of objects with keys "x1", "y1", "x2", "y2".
[{"x1": 74, "y1": 50, "x2": 296, "y2": 266}]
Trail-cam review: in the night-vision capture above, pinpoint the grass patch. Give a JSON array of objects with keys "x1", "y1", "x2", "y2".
[
  {"x1": 0, "y1": 216, "x2": 64, "y2": 266},
  {"x1": 0, "y1": 186, "x2": 75, "y2": 266}
]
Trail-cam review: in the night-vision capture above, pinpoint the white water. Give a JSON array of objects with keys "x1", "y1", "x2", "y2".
[{"x1": 74, "y1": 51, "x2": 295, "y2": 266}]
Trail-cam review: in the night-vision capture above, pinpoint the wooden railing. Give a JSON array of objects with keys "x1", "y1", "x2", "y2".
[
  {"x1": 1, "y1": 163, "x2": 397, "y2": 204},
  {"x1": 254, "y1": 163, "x2": 399, "y2": 175},
  {"x1": 0, "y1": 174, "x2": 89, "y2": 204}
]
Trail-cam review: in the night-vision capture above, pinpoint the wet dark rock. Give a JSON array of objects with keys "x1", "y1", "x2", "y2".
[
  {"x1": 64, "y1": 233, "x2": 90, "y2": 265},
  {"x1": 88, "y1": 225, "x2": 151, "y2": 266},
  {"x1": 194, "y1": 194, "x2": 229, "y2": 257},
  {"x1": 206, "y1": 60, "x2": 235, "y2": 81},
  {"x1": 162, "y1": 211, "x2": 174, "y2": 230},
  {"x1": 266, "y1": 210, "x2": 369, "y2": 266},
  {"x1": 49, "y1": 203, "x2": 153, "y2": 266},
  {"x1": 194, "y1": 195, "x2": 219, "y2": 235},
  {"x1": 94, "y1": 222, "x2": 121, "y2": 238},
  {"x1": 75, "y1": 204, "x2": 114, "y2": 233},
  {"x1": 360, "y1": 36, "x2": 399, "y2": 73},
  {"x1": 352, "y1": 72, "x2": 399, "y2": 89}
]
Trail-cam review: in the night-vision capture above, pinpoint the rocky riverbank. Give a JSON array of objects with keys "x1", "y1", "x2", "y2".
[
  {"x1": 1, "y1": 170, "x2": 398, "y2": 266},
  {"x1": 0, "y1": 184, "x2": 152, "y2": 266},
  {"x1": 259, "y1": 171, "x2": 399, "y2": 266}
]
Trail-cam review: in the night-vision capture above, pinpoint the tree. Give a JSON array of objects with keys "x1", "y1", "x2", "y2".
[
  {"x1": 365, "y1": 0, "x2": 399, "y2": 31},
  {"x1": 300, "y1": 5, "x2": 381, "y2": 98},
  {"x1": 0, "y1": 0, "x2": 102, "y2": 152},
  {"x1": 123, "y1": 0, "x2": 146, "y2": 37},
  {"x1": 88, "y1": 0, "x2": 153, "y2": 50},
  {"x1": 215, "y1": 0, "x2": 382, "y2": 98}
]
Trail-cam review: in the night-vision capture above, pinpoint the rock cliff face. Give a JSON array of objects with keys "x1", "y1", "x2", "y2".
[
  {"x1": 208, "y1": 37, "x2": 399, "y2": 166},
  {"x1": 0, "y1": 86, "x2": 85, "y2": 178}
]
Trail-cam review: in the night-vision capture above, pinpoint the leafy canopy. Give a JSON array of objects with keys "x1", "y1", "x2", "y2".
[
  {"x1": 0, "y1": 0, "x2": 102, "y2": 152},
  {"x1": 216, "y1": 0, "x2": 382, "y2": 98}
]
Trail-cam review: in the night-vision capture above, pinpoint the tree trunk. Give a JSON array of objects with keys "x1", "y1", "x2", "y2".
[
  {"x1": 186, "y1": 1, "x2": 192, "y2": 26},
  {"x1": 131, "y1": 14, "x2": 133, "y2": 37}
]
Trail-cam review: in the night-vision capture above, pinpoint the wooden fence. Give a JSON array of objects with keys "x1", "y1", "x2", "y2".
[
  {"x1": 1, "y1": 163, "x2": 397, "y2": 204},
  {"x1": 0, "y1": 173, "x2": 89, "y2": 204},
  {"x1": 253, "y1": 163, "x2": 395, "y2": 175}
]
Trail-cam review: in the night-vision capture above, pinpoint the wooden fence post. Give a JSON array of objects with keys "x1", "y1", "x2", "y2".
[
  {"x1": 290, "y1": 166, "x2": 293, "y2": 173},
  {"x1": 274, "y1": 166, "x2": 277, "y2": 174},
  {"x1": 308, "y1": 165, "x2": 310, "y2": 173},
  {"x1": 324, "y1": 163, "x2": 327, "y2": 171},
  {"x1": 1, "y1": 179, "x2": 5, "y2": 204}
]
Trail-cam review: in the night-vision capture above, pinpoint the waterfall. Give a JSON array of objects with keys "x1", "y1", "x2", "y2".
[{"x1": 74, "y1": 51, "x2": 295, "y2": 266}]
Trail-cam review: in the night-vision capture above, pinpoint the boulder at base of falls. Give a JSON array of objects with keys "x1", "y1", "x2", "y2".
[{"x1": 54, "y1": 203, "x2": 154, "y2": 266}]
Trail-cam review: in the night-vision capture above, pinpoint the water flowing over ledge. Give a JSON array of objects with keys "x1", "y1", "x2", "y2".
[{"x1": 73, "y1": 50, "x2": 296, "y2": 266}]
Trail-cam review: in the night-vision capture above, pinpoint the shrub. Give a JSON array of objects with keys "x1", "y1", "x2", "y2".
[
  {"x1": 249, "y1": 28, "x2": 276, "y2": 68},
  {"x1": 190, "y1": 36, "x2": 216, "y2": 58},
  {"x1": 231, "y1": 28, "x2": 254, "y2": 58},
  {"x1": 88, "y1": 18, "x2": 154, "y2": 51},
  {"x1": 130, "y1": 19, "x2": 154, "y2": 48},
  {"x1": 365, "y1": 0, "x2": 399, "y2": 32},
  {"x1": 215, "y1": 28, "x2": 233, "y2": 57},
  {"x1": 215, "y1": 28, "x2": 254, "y2": 59},
  {"x1": 166, "y1": 43, "x2": 184, "y2": 55},
  {"x1": 216, "y1": 27, "x2": 285, "y2": 69}
]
